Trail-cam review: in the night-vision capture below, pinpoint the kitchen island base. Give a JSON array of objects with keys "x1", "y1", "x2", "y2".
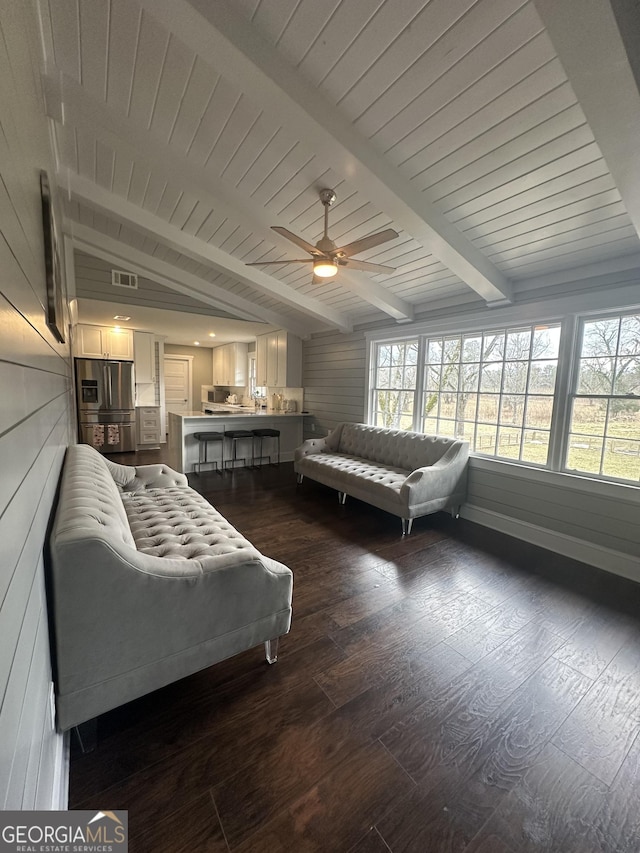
[{"x1": 168, "y1": 412, "x2": 304, "y2": 475}]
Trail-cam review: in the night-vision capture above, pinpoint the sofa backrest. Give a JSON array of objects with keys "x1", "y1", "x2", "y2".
[
  {"x1": 331, "y1": 422, "x2": 465, "y2": 471},
  {"x1": 52, "y1": 444, "x2": 136, "y2": 549}
]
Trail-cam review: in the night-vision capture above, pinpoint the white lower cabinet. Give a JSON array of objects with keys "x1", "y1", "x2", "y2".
[{"x1": 136, "y1": 406, "x2": 161, "y2": 447}]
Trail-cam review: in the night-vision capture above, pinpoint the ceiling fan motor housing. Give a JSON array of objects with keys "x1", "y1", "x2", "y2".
[{"x1": 316, "y1": 236, "x2": 337, "y2": 254}]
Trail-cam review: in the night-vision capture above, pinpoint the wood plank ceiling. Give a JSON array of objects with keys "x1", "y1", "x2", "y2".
[{"x1": 39, "y1": 0, "x2": 640, "y2": 336}]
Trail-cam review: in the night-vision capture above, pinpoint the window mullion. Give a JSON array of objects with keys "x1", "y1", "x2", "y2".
[
  {"x1": 549, "y1": 315, "x2": 577, "y2": 471},
  {"x1": 414, "y1": 335, "x2": 427, "y2": 432}
]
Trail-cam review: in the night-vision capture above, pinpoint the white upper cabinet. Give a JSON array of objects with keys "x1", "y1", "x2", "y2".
[
  {"x1": 75, "y1": 324, "x2": 134, "y2": 360},
  {"x1": 256, "y1": 331, "x2": 302, "y2": 388},
  {"x1": 133, "y1": 331, "x2": 156, "y2": 383},
  {"x1": 212, "y1": 342, "x2": 248, "y2": 386},
  {"x1": 256, "y1": 334, "x2": 269, "y2": 386}
]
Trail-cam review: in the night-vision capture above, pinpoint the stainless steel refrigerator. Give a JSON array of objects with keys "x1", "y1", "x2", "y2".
[{"x1": 75, "y1": 358, "x2": 136, "y2": 453}]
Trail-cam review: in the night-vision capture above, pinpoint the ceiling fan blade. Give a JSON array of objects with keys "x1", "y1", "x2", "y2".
[
  {"x1": 246, "y1": 259, "x2": 313, "y2": 265},
  {"x1": 271, "y1": 226, "x2": 321, "y2": 256},
  {"x1": 342, "y1": 258, "x2": 396, "y2": 274},
  {"x1": 334, "y1": 228, "x2": 399, "y2": 258}
]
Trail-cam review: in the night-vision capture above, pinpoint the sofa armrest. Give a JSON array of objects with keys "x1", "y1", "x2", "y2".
[
  {"x1": 127, "y1": 463, "x2": 189, "y2": 490},
  {"x1": 400, "y1": 443, "x2": 469, "y2": 505},
  {"x1": 294, "y1": 437, "x2": 328, "y2": 462}
]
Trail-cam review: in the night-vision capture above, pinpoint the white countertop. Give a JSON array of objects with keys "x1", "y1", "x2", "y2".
[{"x1": 174, "y1": 411, "x2": 306, "y2": 419}]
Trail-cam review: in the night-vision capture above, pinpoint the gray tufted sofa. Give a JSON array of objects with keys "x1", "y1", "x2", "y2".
[
  {"x1": 49, "y1": 444, "x2": 293, "y2": 733},
  {"x1": 294, "y1": 422, "x2": 469, "y2": 534}
]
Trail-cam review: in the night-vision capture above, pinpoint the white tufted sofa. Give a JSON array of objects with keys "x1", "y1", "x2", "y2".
[
  {"x1": 294, "y1": 423, "x2": 469, "y2": 534},
  {"x1": 49, "y1": 443, "x2": 293, "y2": 733}
]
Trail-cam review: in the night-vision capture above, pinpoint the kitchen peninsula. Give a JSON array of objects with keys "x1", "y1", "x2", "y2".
[{"x1": 168, "y1": 410, "x2": 305, "y2": 474}]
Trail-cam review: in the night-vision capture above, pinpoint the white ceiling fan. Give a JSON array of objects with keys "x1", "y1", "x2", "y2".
[{"x1": 247, "y1": 189, "x2": 399, "y2": 282}]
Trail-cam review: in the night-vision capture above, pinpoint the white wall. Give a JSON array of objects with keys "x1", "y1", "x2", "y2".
[
  {"x1": 303, "y1": 281, "x2": 640, "y2": 580},
  {"x1": 0, "y1": 1, "x2": 73, "y2": 809}
]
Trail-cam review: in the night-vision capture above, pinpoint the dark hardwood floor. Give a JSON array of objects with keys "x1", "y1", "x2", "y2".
[{"x1": 70, "y1": 449, "x2": 640, "y2": 852}]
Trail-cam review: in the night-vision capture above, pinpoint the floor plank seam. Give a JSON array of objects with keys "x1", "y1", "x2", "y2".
[
  {"x1": 209, "y1": 789, "x2": 232, "y2": 853},
  {"x1": 376, "y1": 735, "x2": 421, "y2": 790}
]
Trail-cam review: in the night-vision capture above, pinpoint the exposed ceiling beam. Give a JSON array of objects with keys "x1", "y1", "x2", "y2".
[
  {"x1": 61, "y1": 169, "x2": 353, "y2": 333},
  {"x1": 139, "y1": 0, "x2": 512, "y2": 305},
  {"x1": 45, "y1": 72, "x2": 413, "y2": 323},
  {"x1": 534, "y1": 0, "x2": 640, "y2": 240},
  {"x1": 516, "y1": 250, "x2": 640, "y2": 290},
  {"x1": 65, "y1": 222, "x2": 315, "y2": 339}
]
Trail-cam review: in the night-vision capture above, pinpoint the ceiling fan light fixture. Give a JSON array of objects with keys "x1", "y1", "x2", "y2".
[{"x1": 313, "y1": 259, "x2": 338, "y2": 278}]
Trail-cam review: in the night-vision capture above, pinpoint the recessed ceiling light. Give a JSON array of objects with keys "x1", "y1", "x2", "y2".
[
  {"x1": 193, "y1": 341, "x2": 200, "y2": 346},
  {"x1": 208, "y1": 332, "x2": 216, "y2": 337},
  {"x1": 113, "y1": 315, "x2": 131, "y2": 321}
]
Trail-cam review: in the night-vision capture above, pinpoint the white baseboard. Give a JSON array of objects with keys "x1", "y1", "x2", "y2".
[
  {"x1": 461, "y1": 503, "x2": 640, "y2": 584},
  {"x1": 50, "y1": 731, "x2": 70, "y2": 810}
]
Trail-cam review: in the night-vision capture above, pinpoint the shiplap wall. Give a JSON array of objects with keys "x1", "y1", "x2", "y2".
[
  {"x1": 303, "y1": 330, "x2": 368, "y2": 436},
  {"x1": 0, "y1": 1, "x2": 72, "y2": 808},
  {"x1": 302, "y1": 297, "x2": 640, "y2": 577}
]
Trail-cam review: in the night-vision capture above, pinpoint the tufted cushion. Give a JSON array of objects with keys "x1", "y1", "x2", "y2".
[
  {"x1": 337, "y1": 423, "x2": 456, "y2": 470},
  {"x1": 122, "y1": 487, "x2": 260, "y2": 561},
  {"x1": 54, "y1": 445, "x2": 136, "y2": 548},
  {"x1": 300, "y1": 453, "x2": 406, "y2": 505}
]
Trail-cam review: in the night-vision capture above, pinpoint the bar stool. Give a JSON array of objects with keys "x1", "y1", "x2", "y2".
[
  {"x1": 193, "y1": 431, "x2": 224, "y2": 475},
  {"x1": 252, "y1": 428, "x2": 280, "y2": 466},
  {"x1": 225, "y1": 429, "x2": 254, "y2": 469}
]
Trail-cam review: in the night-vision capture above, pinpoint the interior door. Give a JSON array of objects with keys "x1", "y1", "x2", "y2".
[{"x1": 163, "y1": 356, "x2": 191, "y2": 433}]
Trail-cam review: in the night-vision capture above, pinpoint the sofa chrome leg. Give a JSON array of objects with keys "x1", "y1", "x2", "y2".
[
  {"x1": 338, "y1": 491, "x2": 347, "y2": 505},
  {"x1": 401, "y1": 518, "x2": 413, "y2": 536},
  {"x1": 451, "y1": 505, "x2": 461, "y2": 519},
  {"x1": 265, "y1": 637, "x2": 279, "y2": 664},
  {"x1": 296, "y1": 473, "x2": 303, "y2": 484}
]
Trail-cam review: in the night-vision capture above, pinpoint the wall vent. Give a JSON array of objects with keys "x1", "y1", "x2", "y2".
[{"x1": 111, "y1": 269, "x2": 138, "y2": 289}]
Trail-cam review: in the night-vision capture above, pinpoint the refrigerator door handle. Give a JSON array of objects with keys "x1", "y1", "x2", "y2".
[{"x1": 103, "y1": 364, "x2": 112, "y2": 409}]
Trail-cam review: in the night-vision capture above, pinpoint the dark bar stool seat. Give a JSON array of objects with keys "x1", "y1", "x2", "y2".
[
  {"x1": 252, "y1": 428, "x2": 281, "y2": 466},
  {"x1": 193, "y1": 431, "x2": 224, "y2": 475},
  {"x1": 225, "y1": 429, "x2": 254, "y2": 469}
]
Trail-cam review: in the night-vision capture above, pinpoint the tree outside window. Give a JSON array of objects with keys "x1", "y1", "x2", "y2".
[
  {"x1": 371, "y1": 340, "x2": 418, "y2": 430},
  {"x1": 567, "y1": 314, "x2": 640, "y2": 481},
  {"x1": 422, "y1": 324, "x2": 560, "y2": 463}
]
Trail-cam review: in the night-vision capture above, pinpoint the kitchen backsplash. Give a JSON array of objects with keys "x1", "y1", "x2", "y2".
[{"x1": 201, "y1": 385, "x2": 304, "y2": 412}]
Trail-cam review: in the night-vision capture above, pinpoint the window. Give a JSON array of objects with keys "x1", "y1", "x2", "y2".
[
  {"x1": 368, "y1": 308, "x2": 640, "y2": 485},
  {"x1": 371, "y1": 339, "x2": 418, "y2": 429},
  {"x1": 423, "y1": 325, "x2": 560, "y2": 464},
  {"x1": 567, "y1": 313, "x2": 640, "y2": 482}
]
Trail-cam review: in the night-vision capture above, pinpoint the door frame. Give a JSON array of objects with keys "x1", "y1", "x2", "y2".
[{"x1": 163, "y1": 354, "x2": 194, "y2": 433}]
